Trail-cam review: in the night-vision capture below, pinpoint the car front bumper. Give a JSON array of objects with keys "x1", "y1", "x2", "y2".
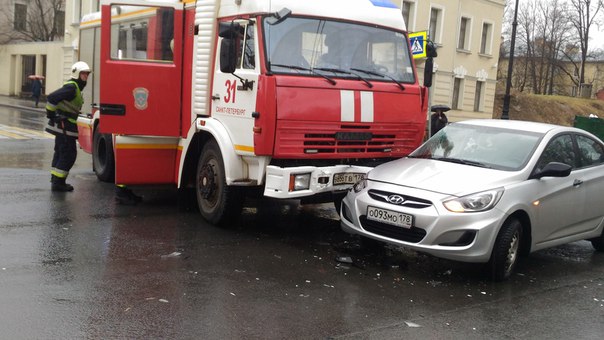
[{"x1": 339, "y1": 182, "x2": 507, "y2": 263}]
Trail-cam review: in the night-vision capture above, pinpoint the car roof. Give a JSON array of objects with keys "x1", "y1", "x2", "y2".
[{"x1": 455, "y1": 119, "x2": 569, "y2": 134}]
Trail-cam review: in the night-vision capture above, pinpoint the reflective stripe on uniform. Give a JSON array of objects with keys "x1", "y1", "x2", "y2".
[
  {"x1": 50, "y1": 168, "x2": 69, "y2": 178},
  {"x1": 45, "y1": 121, "x2": 78, "y2": 138}
]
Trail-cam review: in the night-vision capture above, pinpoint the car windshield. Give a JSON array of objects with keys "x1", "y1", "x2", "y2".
[
  {"x1": 410, "y1": 123, "x2": 544, "y2": 171},
  {"x1": 263, "y1": 16, "x2": 415, "y2": 83}
]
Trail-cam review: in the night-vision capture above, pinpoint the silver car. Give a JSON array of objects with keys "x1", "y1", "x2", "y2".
[{"x1": 340, "y1": 119, "x2": 604, "y2": 281}]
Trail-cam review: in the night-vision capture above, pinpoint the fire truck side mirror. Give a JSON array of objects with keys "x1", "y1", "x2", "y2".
[
  {"x1": 423, "y1": 58, "x2": 433, "y2": 88},
  {"x1": 220, "y1": 39, "x2": 237, "y2": 73},
  {"x1": 218, "y1": 22, "x2": 242, "y2": 73}
]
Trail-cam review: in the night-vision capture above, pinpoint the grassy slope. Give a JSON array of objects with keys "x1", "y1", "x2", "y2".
[{"x1": 491, "y1": 90, "x2": 604, "y2": 127}]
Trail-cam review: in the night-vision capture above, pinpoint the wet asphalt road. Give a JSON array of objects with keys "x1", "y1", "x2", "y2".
[{"x1": 0, "y1": 104, "x2": 603, "y2": 339}]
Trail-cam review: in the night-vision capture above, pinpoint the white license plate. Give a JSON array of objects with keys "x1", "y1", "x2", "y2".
[
  {"x1": 333, "y1": 172, "x2": 365, "y2": 185},
  {"x1": 366, "y1": 206, "x2": 413, "y2": 229}
]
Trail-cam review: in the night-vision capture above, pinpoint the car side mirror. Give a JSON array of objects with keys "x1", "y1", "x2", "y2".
[{"x1": 530, "y1": 162, "x2": 572, "y2": 179}]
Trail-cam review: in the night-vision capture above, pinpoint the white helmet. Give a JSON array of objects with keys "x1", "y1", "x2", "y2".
[{"x1": 71, "y1": 61, "x2": 91, "y2": 79}]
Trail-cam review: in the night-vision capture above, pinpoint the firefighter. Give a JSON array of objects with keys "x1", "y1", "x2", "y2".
[{"x1": 45, "y1": 61, "x2": 90, "y2": 192}]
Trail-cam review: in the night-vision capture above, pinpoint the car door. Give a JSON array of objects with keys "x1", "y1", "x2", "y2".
[
  {"x1": 531, "y1": 134, "x2": 584, "y2": 244},
  {"x1": 573, "y1": 134, "x2": 604, "y2": 230}
]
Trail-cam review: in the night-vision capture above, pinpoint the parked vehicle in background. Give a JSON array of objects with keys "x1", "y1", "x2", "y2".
[
  {"x1": 76, "y1": 0, "x2": 432, "y2": 225},
  {"x1": 340, "y1": 119, "x2": 604, "y2": 281}
]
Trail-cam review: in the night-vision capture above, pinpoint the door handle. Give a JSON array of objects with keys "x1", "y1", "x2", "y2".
[
  {"x1": 211, "y1": 94, "x2": 221, "y2": 101},
  {"x1": 573, "y1": 179, "x2": 583, "y2": 187}
]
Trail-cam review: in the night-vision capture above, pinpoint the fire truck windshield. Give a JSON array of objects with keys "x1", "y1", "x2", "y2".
[{"x1": 263, "y1": 17, "x2": 416, "y2": 84}]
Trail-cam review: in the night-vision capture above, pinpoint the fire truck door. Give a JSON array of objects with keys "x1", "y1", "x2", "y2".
[
  {"x1": 99, "y1": 2, "x2": 183, "y2": 137},
  {"x1": 211, "y1": 23, "x2": 258, "y2": 155}
]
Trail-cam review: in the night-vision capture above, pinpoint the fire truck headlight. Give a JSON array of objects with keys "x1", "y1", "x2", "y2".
[{"x1": 291, "y1": 173, "x2": 311, "y2": 191}]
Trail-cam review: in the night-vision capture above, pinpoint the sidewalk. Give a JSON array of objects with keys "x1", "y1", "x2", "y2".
[{"x1": 0, "y1": 95, "x2": 46, "y2": 113}]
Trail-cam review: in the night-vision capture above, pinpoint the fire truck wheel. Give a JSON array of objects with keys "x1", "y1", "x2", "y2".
[
  {"x1": 196, "y1": 140, "x2": 244, "y2": 225},
  {"x1": 92, "y1": 128, "x2": 115, "y2": 182}
]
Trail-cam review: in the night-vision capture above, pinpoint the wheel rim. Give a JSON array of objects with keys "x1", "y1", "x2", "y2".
[
  {"x1": 505, "y1": 230, "x2": 520, "y2": 274},
  {"x1": 198, "y1": 159, "x2": 218, "y2": 207}
]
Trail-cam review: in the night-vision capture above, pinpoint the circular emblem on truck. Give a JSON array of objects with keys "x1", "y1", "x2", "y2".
[
  {"x1": 386, "y1": 195, "x2": 405, "y2": 205},
  {"x1": 133, "y1": 87, "x2": 149, "y2": 110}
]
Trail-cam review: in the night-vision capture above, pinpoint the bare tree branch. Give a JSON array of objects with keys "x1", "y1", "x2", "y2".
[{"x1": 0, "y1": 0, "x2": 65, "y2": 43}]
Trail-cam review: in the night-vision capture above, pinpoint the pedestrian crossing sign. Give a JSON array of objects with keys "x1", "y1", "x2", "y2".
[{"x1": 408, "y1": 31, "x2": 427, "y2": 59}]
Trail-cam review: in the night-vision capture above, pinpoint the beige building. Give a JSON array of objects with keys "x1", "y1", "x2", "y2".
[
  {"x1": 0, "y1": 0, "x2": 98, "y2": 98},
  {"x1": 400, "y1": 0, "x2": 506, "y2": 121},
  {"x1": 2, "y1": 0, "x2": 506, "y2": 123}
]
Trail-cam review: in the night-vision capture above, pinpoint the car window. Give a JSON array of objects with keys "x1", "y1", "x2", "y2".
[
  {"x1": 536, "y1": 134, "x2": 576, "y2": 170},
  {"x1": 576, "y1": 134, "x2": 604, "y2": 168}
]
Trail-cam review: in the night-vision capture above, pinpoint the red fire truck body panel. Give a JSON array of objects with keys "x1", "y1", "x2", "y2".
[
  {"x1": 252, "y1": 75, "x2": 278, "y2": 156},
  {"x1": 98, "y1": 5, "x2": 184, "y2": 137}
]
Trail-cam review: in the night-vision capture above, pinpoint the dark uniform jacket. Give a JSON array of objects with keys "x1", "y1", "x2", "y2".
[{"x1": 45, "y1": 79, "x2": 86, "y2": 138}]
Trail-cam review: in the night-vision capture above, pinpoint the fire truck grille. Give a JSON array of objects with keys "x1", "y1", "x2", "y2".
[{"x1": 274, "y1": 122, "x2": 423, "y2": 158}]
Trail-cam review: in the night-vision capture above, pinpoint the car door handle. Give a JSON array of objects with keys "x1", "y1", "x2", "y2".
[{"x1": 573, "y1": 179, "x2": 583, "y2": 187}]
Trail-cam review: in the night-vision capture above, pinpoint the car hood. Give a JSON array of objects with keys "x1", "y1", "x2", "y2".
[{"x1": 368, "y1": 158, "x2": 524, "y2": 196}]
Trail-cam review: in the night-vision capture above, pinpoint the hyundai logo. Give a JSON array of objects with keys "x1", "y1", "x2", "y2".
[{"x1": 386, "y1": 195, "x2": 405, "y2": 205}]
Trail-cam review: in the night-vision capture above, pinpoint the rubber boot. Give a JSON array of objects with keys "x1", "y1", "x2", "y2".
[
  {"x1": 51, "y1": 174, "x2": 74, "y2": 192},
  {"x1": 115, "y1": 186, "x2": 143, "y2": 205}
]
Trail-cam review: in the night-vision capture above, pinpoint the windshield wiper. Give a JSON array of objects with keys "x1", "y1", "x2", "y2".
[
  {"x1": 314, "y1": 67, "x2": 373, "y2": 88},
  {"x1": 270, "y1": 63, "x2": 336, "y2": 85},
  {"x1": 437, "y1": 157, "x2": 492, "y2": 168},
  {"x1": 351, "y1": 68, "x2": 405, "y2": 90}
]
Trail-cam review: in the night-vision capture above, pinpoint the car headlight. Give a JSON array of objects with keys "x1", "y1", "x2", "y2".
[
  {"x1": 352, "y1": 178, "x2": 367, "y2": 193},
  {"x1": 443, "y1": 188, "x2": 504, "y2": 213}
]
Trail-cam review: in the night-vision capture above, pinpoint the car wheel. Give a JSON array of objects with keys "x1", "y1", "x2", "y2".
[
  {"x1": 488, "y1": 218, "x2": 522, "y2": 281},
  {"x1": 589, "y1": 231, "x2": 604, "y2": 252},
  {"x1": 196, "y1": 140, "x2": 244, "y2": 225},
  {"x1": 92, "y1": 129, "x2": 115, "y2": 182}
]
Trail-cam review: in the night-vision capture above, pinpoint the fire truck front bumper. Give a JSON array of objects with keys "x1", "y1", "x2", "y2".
[{"x1": 264, "y1": 165, "x2": 373, "y2": 199}]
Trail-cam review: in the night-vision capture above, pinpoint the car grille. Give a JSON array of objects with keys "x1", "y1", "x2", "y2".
[
  {"x1": 368, "y1": 189, "x2": 432, "y2": 209},
  {"x1": 360, "y1": 216, "x2": 427, "y2": 243}
]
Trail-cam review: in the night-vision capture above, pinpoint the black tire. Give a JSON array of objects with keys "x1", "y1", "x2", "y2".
[
  {"x1": 488, "y1": 218, "x2": 522, "y2": 281},
  {"x1": 333, "y1": 192, "x2": 346, "y2": 214},
  {"x1": 92, "y1": 128, "x2": 115, "y2": 182},
  {"x1": 196, "y1": 140, "x2": 244, "y2": 225},
  {"x1": 589, "y1": 231, "x2": 604, "y2": 252}
]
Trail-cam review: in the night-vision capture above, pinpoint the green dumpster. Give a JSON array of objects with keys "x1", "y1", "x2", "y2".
[{"x1": 574, "y1": 115, "x2": 604, "y2": 141}]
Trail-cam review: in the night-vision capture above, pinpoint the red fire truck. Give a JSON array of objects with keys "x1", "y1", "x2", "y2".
[{"x1": 77, "y1": 0, "x2": 433, "y2": 224}]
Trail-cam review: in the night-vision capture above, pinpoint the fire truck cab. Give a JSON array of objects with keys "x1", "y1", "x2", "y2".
[{"x1": 77, "y1": 0, "x2": 431, "y2": 224}]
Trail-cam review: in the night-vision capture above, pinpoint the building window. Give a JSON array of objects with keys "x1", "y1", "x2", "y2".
[
  {"x1": 480, "y1": 22, "x2": 493, "y2": 55},
  {"x1": 474, "y1": 81, "x2": 484, "y2": 112},
  {"x1": 402, "y1": 1, "x2": 415, "y2": 30},
  {"x1": 72, "y1": 0, "x2": 82, "y2": 25},
  {"x1": 452, "y1": 78, "x2": 463, "y2": 110},
  {"x1": 14, "y1": 4, "x2": 27, "y2": 31},
  {"x1": 55, "y1": 10, "x2": 65, "y2": 37},
  {"x1": 429, "y1": 7, "x2": 443, "y2": 44},
  {"x1": 458, "y1": 17, "x2": 471, "y2": 50}
]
